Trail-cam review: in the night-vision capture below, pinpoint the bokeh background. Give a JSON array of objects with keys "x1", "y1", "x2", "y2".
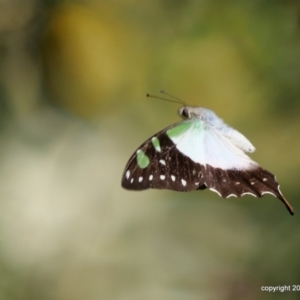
[{"x1": 0, "y1": 1, "x2": 300, "y2": 299}]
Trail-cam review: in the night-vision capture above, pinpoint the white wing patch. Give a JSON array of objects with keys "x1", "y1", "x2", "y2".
[
  {"x1": 169, "y1": 120, "x2": 206, "y2": 167},
  {"x1": 216, "y1": 125, "x2": 255, "y2": 153},
  {"x1": 168, "y1": 120, "x2": 257, "y2": 170}
]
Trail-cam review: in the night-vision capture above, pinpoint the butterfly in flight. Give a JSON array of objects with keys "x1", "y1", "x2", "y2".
[{"x1": 121, "y1": 92, "x2": 294, "y2": 215}]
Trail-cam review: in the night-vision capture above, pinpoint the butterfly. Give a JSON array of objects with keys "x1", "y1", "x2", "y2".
[{"x1": 121, "y1": 95, "x2": 294, "y2": 215}]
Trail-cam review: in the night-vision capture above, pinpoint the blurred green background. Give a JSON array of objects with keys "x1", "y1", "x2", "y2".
[{"x1": 0, "y1": 0, "x2": 300, "y2": 299}]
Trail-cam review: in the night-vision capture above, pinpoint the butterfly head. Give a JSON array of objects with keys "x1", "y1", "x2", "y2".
[
  {"x1": 178, "y1": 106, "x2": 191, "y2": 119},
  {"x1": 178, "y1": 106, "x2": 219, "y2": 123}
]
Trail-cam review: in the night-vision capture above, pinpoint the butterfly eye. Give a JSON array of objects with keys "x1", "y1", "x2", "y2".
[{"x1": 179, "y1": 107, "x2": 190, "y2": 119}]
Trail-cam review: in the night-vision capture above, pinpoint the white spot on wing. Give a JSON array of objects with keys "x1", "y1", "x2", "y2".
[
  {"x1": 226, "y1": 193, "x2": 237, "y2": 198},
  {"x1": 138, "y1": 176, "x2": 143, "y2": 182},
  {"x1": 130, "y1": 178, "x2": 134, "y2": 183},
  {"x1": 263, "y1": 178, "x2": 268, "y2": 182},
  {"x1": 209, "y1": 188, "x2": 221, "y2": 197},
  {"x1": 126, "y1": 170, "x2": 130, "y2": 179},
  {"x1": 241, "y1": 192, "x2": 257, "y2": 197},
  {"x1": 235, "y1": 182, "x2": 240, "y2": 185},
  {"x1": 261, "y1": 191, "x2": 276, "y2": 197},
  {"x1": 159, "y1": 159, "x2": 166, "y2": 166},
  {"x1": 160, "y1": 175, "x2": 166, "y2": 180},
  {"x1": 149, "y1": 175, "x2": 153, "y2": 181},
  {"x1": 277, "y1": 184, "x2": 284, "y2": 197},
  {"x1": 181, "y1": 179, "x2": 187, "y2": 186},
  {"x1": 171, "y1": 175, "x2": 175, "y2": 182}
]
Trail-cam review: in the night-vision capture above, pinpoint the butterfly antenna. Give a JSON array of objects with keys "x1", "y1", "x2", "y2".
[
  {"x1": 160, "y1": 89, "x2": 186, "y2": 105},
  {"x1": 146, "y1": 90, "x2": 186, "y2": 106}
]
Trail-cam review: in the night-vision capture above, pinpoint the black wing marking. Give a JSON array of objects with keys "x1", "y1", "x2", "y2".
[
  {"x1": 121, "y1": 129, "x2": 206, "y2": 191},
  {"x1": 202, "y1": 165, "x2": 294, "y2": 215}
]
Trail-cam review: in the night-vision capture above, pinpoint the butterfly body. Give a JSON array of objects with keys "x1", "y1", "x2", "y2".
[{"x1": 122, "y1": 105, "x2": 294, "y2": 215}]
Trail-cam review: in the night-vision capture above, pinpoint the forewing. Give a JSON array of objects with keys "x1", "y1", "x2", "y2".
[{"x1": 121, "y1": 121, "x2": 206, "y2": 191}]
